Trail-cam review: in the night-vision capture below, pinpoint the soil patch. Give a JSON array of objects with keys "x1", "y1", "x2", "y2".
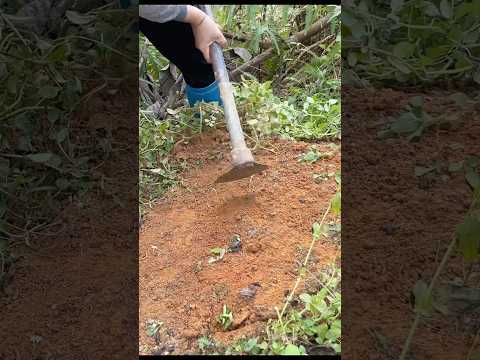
[
  {"x1": 342, "y1": 86, "x2": 480, "y2": 359},
  {"x1": 0, "y1": 86, "x2": 138, "y2": 360},
  {"x1": 139, "y1": 131, "x2": 340, "y2": 355}
]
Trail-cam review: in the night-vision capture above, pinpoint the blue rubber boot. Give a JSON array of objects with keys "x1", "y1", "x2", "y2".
[{"x1": 186, "y1": 81, "x2": 223, "y2": 107}]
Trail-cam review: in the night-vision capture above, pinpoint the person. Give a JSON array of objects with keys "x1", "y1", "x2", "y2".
[{"x1": 136, "y1": 4, "x2": 228, "y2": 107}]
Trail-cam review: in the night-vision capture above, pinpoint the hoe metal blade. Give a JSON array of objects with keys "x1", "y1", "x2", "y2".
[{"x1": 215, "y1": 162, "x2": 268, "y2": 183}]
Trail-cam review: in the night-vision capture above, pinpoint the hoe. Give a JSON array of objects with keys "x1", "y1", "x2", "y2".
[{"x1": 200, "y1": 5, "x2": 268, "y2": 184}]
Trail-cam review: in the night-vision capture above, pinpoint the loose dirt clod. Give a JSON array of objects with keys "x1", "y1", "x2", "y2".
[
  {"x1": 239, "y1": 283, "x2": 261, "y2": 300},
  {"x1": 139, "y1": 131, "x2": 340, "y2": 354}
]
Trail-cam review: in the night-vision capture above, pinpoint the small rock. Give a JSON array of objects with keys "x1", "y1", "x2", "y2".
[
  {"x1": 246, "y1": 243, "x2": 261, "y2": 254},
  {"x1": 231, "y1": 310, "x2": 251, "y2": 329},
  {"x1": 363, "y1": 239, "x2": 376, "y2": 249},
  {"x1": 247, "y1": 228, "x2": 258, "y2": 237},
  {"x1": 228, "y1": 234, "x2": 242, "y2": 253},
  {"x1": 299, "y1": 197, "x2": 306, "y2": 204},
  {"x1": 382, "y1": 223, "x2": 400, "y2": 235},
  {"x1": 183, "y1": 329, "x2": 200, "y2": 338},
  {"x1": 239, "y1": 283, "x2": 261, "y2": 299},
  {"x1": 165, "y1": 344, "x2": 175, "y2": 352},
  {"x1": 254, "y1": 305, "x2": 276, "y2": 321}
]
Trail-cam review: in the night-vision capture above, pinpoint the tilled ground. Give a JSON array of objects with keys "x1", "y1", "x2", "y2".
[
  {"x1": 0, "y1": 87, "x2": 139, "y2": 360},
  {"x1": 139, "y1": 131, "x2": 341, "y2": 355},
  {"x1": 342, "y1": 86, "x2": 480, "y2": 359}
]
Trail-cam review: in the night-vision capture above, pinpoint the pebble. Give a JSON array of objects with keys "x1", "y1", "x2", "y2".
[
  {"x1": 246, "y1": 243, "x2": 261, "y2": 254},
  {"x1": 183, "y1": 329, "x2": 200, "y2": 338},
  {"x1": 247, "y1": 228, "x2": 258, "y2": 237},
  {"x1": 382, "y1": 223, "x2": 400, "y2": 235},
  {"x1": 239, "y1": 283, "x2": 261, "y2": 299}
]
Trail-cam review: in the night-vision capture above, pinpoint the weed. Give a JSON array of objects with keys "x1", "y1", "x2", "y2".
[
  {"x1": 0, "y1": 2, "x2": 137, "y2": 285},
  {"x1": 343, "y1": 1, "x2": 480, "y2": 85},
  {"x1": 299, "y1": 146, "x2": 333, "y2": 163},
  {"x1": 313, "y1": 172, "x2": 335, "y2": 183},
  {"x1": 265, "y1": 264, "x2": 341, "y2": 354},
  {"x1": 208, "y1": 247, "x2": 226, "y2": 264},
  {"x1": 400, "y1": 172, "x2": 480, "y2": 359},
  {"x1": 217, "y1": 304, "x2": 234, "y2": 330},
  {"x1": 145, "y1": 319, "x2": 163, "y2": 339},
  {"x1": 198, "y1": 336, "x2": 216, "y2": 352},
  {"x1": 210, "y1": 247, "x2": 224, "y2": 256}
]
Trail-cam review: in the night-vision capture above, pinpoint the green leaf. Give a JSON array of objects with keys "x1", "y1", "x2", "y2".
[
  {"x1": 420, "y1": 55, "x2": 433, "y2": 66},
  {"x1": 312, "y1": 222, "x2": 321, "y2": 240},
  {"x1": 66, "y1": 10, "x2": 95, "y2": 25},
  {"x1": 26, "y1": 153, "x2": 53, "y2": 163},
  {"x1": 423, "y1": 1, "x2": 440, "y2": 17},
  {"x1": 456, "y1": 216, "x2": 480, "y2": 262},
  {"x1": 466, "y1": 170, "x2": 480, "y2": 190},
  {"x1": 330, "y1": 191, "x2": 341, "y2": 216},
  {"x1": 37, "y1": 38, "x2": 52, "y2": 50},
  {"x1": 391, "y1": 0, "x2": 404, "y2": 13},
  {"x1": 7, "y1": 77, "x2": 17, "y2": 94},
  {"x1": 448, "y1": 161, "x2": 463, "y2": 173},
  {"x1": 388, "y1": 57, "x2": 410, "y2": 74},
  {"x1": 413, "y1": 280, "x2": 433, "y2": 315},
  {"x1": 55, "y1": 178, "x2": 70, "y2": 190},
  {"x1": 390, "y1": 113, "x2": 421, "y2": 134},
  {"x1": 48, "y1": 108, "x2": 61, "y2": 123},
  {"x1": 409, "y1": 96, "x2": 424, "y2": 108},
  {"x1": 300, "y1": 293, "x2": 312, "y2": 304},
  {"x1": 414, "y1": 166, "x2": 435, "y2": 177},
  {"x1": 145, "y1": 321, "x2": 162, "y2": 337},
  {"x1": 326, "y1": 320, "x2": 341, "y2": 340},
  {"x1": 244, "y1": 338, "x2": 258, "y2": 352},
  {"x1": 48, "y1": 45, "x2": 68, "y2": 62},
  {"x1": 449, "y1": 92, "x2": 470, "y2": 107},
  {"x1": 39, "y1": 85, "x2": 59, "y2": 99},
  {"x1": 448, "y1": 142, "x2": 464, "y2": 150},
  {"x1": 439, "y1": 0, "x2": 452, "y2": 18},
  {"x1": 280, "y1": 344, "x2": 302, "y2": 355},
  {"x1": 393, "y1": 41, "x2": 415, "y2": 58},
  {"x1": 347, "y1": 52, "x2": 357, "y2": 66},
  {"x1": 455, "y1": 2, "x2": 472, "y2": 19},
  {"x1": 0, "y1": 158, "x2": 10, "y2": 178},
  {"x1": 304, "y1": 5, "x2": 315, "y2": 33},
  {"x1": 56, "y1": 128, "x2": 69, "y2": 143},
  {"x1": 210, "y1": 247, "x2": 224, "y2": 255},
  {"x1": 473, "y1": 68, "x2": 480, "y2": 85},
  {"x1": 425, "y1": 46, "x2": 450, "y2": 59}
]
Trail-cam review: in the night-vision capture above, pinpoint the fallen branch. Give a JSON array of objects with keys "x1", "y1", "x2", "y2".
[
  {"x1": 229, "y1": 15, "x2": 331, "y2": 80},
  {"x1": 279, "y1": 34, "x2": 334, "y2": 81},
  {"x1": 224, "y1": 31, "x2": 271, "y2": 49}
]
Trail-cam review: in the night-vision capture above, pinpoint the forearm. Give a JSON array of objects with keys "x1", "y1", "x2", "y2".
[
  {"x1": 183, "y1": 5, "x2": 207, "y2": 26},
  {"x1": 139, "y1": 5, "x2": 187, "y2": 23}
]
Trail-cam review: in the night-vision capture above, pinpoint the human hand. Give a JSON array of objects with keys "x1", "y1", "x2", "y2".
[{"x1": 185, "y1": 6, "x2": 227, "y2": 63}]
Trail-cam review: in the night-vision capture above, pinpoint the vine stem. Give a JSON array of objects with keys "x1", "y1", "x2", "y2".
[
  {"x1": 398, "y1": 236, "x2": 456, "y2": 360},
  {"x1": 278, "y1": 203, "x2": 331, "y2": 320},
  {"x1": 400, "y1": 196, "x2": 478, "y2": 359}
]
